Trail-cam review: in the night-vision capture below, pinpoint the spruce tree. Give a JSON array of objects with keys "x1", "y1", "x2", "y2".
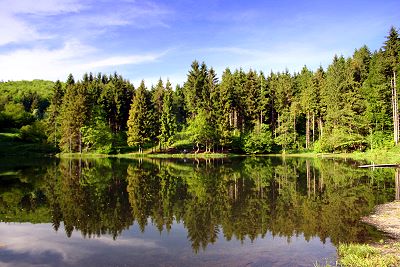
[
  {"x1": 159, "y1": 80, "x2": 177, "y2": 149},
  {"x1": 383, "y1": 26, "x2": 400, "y2": 144},
  {"x1": 46, "y1": 80, "x2": 64, "y2": 146},
  {"x1": 59, "y1": 83, "x2": 88, "y2": 152},
  {"x1": 298, "y1": 66, "x2": 314, "y2": 148},
  {"x1": 127, "y1": 80, "x2": 151, "y2": 152}
]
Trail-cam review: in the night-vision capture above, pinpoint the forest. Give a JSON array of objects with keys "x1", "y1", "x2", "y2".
[{"x1": 0, "y1": 27, "x2": 399, "y2": 154}]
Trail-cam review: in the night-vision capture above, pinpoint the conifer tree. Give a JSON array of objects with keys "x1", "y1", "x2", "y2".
[
  {"x1": 159, "y1": 80, "x2": 177, "y2": 149},
  {"x1": 59, "y1": 83, "x2": 88, "y2": 152},
  {"x1": 184, "y1": 61, "x2": 207, "y2": 116},
  {"x1": 173, "y1": 85, "x2": 188, "y2": 130},
  {"x1": 383, "y1": 26, "x2": 400, "y2": 144},
  {"x1": 46, "y1": 80, "x2": 64, "y2": 146},
  {"x1": 312, "y1": 66, "x2": 325, "y2": 141},
  {"x1": 127, "y1": 80, "x2": 151, "y2": 152},
  {"x1": 243, "y1": 69, "x2": 260, "y2": 130},
  {"x1": 298, "y1": 66, "x2": 314, "y2": 148}
]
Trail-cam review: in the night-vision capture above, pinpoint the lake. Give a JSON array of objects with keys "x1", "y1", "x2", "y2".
[{"x1": 0, "y1": 156, "x2": 396, "y2": 266}]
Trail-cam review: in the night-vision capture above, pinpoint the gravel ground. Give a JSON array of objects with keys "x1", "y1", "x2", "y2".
[{"x1": 362, "y1": 201, "x2": 400, "y2": 239}]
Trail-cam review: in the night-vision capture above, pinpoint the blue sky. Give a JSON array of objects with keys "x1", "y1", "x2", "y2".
[{"x1": 0, "y1": 0, "x2": 399, "y2": 87}]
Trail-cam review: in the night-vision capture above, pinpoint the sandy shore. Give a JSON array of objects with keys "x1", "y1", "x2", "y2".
[{"x1": 362, "y1": 201, "x2": 400, "y2": 239}]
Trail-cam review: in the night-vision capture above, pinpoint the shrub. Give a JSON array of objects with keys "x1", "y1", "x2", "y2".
[
  {"x1": 242, "y1": 124, "x2": 273, "y2": 154},
  {"x1": 19, "y1": 121, "x2": 47, "y2": 143}
]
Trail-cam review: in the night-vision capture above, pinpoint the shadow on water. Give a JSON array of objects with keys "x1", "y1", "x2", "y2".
[{"x1": 0, "y1": 156, "x2": 397, "y2": 265}]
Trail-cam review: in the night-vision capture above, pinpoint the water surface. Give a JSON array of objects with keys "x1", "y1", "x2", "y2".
[{"x1": 0, "y1": 156, "x2": 396, "y2": 266}]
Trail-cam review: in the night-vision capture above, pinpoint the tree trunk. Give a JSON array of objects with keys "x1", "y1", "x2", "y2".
[
  {"x1": 396, "y1": 169, "x2": 400, "y2": 201},
  {"x1": 312, "y1": 113, "x2": 315, "y2": 143},
  {"x1": 54, "y1": 121, "x2": 57, "y2": 146},
  {"x1": 293, "y1": 113, "x2": 296, "y2": 142},
  {"x1": 394, "y1": 71, "x2": 399, "y2": 145},
  {"x1": 318, "y1": 117, "x2": 323, "y2": 140},
  {"x1": 306, "y1": 111, "x2": 310, "y2": 149},
  {"x1": 79, "y1": 130, "x2": 82, "y2": 154},
  {"x1": 234, "y1": 109, "x2": 238, "y2": 129},
  {"x1": 306, "y1": 160, "x2": 311, "y2": 197},
  {"x1": 69, "y1": 135, "x2": 72, "y2": 153}
]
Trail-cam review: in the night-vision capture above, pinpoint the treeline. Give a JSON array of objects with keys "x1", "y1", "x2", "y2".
[{"x1": 1, "y1": 27, "x2": 399, "y2": 153}]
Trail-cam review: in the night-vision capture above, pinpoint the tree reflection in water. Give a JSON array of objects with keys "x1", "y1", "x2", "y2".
[{"x1": 0, "y1": 157, "x2": 396, "y2": 252}]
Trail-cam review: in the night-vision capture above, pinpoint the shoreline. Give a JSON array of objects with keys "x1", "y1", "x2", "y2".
[{"x1": 362, "y1": 201, "x2": 400, "y2": 240}]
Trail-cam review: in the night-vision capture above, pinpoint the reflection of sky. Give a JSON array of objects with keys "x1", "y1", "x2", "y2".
[{"x1": 0, "y1": 222, "x2": 336, "y2": 267}]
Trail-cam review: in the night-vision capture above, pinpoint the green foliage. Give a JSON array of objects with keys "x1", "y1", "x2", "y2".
[
  {"x1": 81, "y1": 115, "x2": 113, "y2": 153},
  {"x1": 242, "y1": 124, "x2": 273, "y2": 153},
  {"x1": 338, "y1": 243, "x2": 399, "y2": 267},
  {"x1": 20, "y1": 121, "x2": 47, "y2": 143},
  {"x1": 319, "y1": 128, "x2": 367, "y2": 152},
  {"x1": 159, "y1": 81, "x2": 177, "y2": 148},
  {"x1": 0, "y1": 102, "x2": 35, "y2": 129},
  {"x1": 368, "y1": 131, "x2": 394, "y2": 149},
  {"x1": 127, "y1": 80, "x2": 152, "y2": 149},
  {"x1": 186, "y1": 109, "x2": 218, "y2": 151},
  {"x1": 275, "y1": 111, "x2": 296, "y2": 151}
]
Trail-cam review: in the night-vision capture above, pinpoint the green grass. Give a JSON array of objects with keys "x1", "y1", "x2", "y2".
[
  {"x1": 316, "y1": 243, "x2": 400, "y2": 267},
  {"x1": 337, "y1": 243, "x2": 399, "y2": 267},
  {"x1": 0, "y1": 132, "x2": 56, "y2": 157}
]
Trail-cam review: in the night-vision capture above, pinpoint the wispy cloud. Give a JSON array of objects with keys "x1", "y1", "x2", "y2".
[
  {"x1": 0, "y1": 223, "x2": 163, "y2": 266},
  {"x1": 0, "y1": 41, "x2": 167, "y2": 81},
  {"x1": 197, "y1": 44, "x2": 337, "y2": 74},
  {"x1": 0, "y1": 0, "x2": 84, "y2": 45},
  {"x1": 0, "y1": 0, "x2": 172, "y2": 81}
]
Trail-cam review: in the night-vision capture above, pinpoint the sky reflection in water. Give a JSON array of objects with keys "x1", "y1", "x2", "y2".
[{"x1": 0, "y1": 221, "x2": 336, "y2": 267}]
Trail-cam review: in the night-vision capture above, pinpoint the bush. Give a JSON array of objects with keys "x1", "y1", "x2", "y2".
[
  {"x1": 81, "y1": 119, "x2": 113, "y2": 153},
  {"x1": 19, "y1": 121, "x2": 47, "y2": 143},
  {"x1": 368, "y1": 131, "x2": 394, "y2": 149},
  {"x1": 318, "y1": 128, "x2": 367, "y2": 152},
  {"x1": 242, "y1": 124, "x2": 273, "y2": 154}
]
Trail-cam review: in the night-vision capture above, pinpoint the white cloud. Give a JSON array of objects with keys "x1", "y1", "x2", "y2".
[
  {"x1": 0, "y1": 223, "x2": 162, "y2": 266},
  {"x1": 0, "y1": 0, "x2": 84, "y2": 45},
  {"x1": 0, "y1": 14, "x2": 40, "y2": 46},
  {"x1": 199, "y1": 44, "x2": 337, "y2": 74},
  {"x1": 4, "y1": 0, "x2": 84, "y2": 14},
  {"x1": 0, "y1": 41, "x2": 165, "y2": 81}
]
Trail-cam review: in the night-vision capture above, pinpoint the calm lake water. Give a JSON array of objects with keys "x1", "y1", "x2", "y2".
[{"x1": 0, "y1": 156, "x2": 396, "y2": 267}]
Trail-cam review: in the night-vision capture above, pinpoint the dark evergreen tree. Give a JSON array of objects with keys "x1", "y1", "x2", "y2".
[
  {"x1": 383, "y1": 26, "x2": 400, "y2": 144},
  {"x1": 159, "y1": 80, "x2": 177, "y2": 149},
  {"x1": 46, "y1": 80, "x2": 64, "y2": 146},
  {"x1": 127, "y1": 80, "x2": 151, "y2": 152},
  {"x1": 59, "y1": 83, "x2": 88, "y2": 152},
  {"x1": 173, "y1": 84, "x2": 188, "y2": 130}
]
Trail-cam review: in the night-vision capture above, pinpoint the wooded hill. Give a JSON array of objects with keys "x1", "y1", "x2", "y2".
[{"x1": 1, "y1": 27, "x2": 399, "y2": 154}]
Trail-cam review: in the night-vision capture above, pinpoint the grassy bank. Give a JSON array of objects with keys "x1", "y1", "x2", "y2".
[
  {"x1": 319, "y1": 243, "x2": 400, "y2": 267},
  {"x1": 0, "y1": 132, "x2": 56, "y2": 157},
  {"x1": 265, "y1": 147, "x2": 400, "y2": 164}
]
